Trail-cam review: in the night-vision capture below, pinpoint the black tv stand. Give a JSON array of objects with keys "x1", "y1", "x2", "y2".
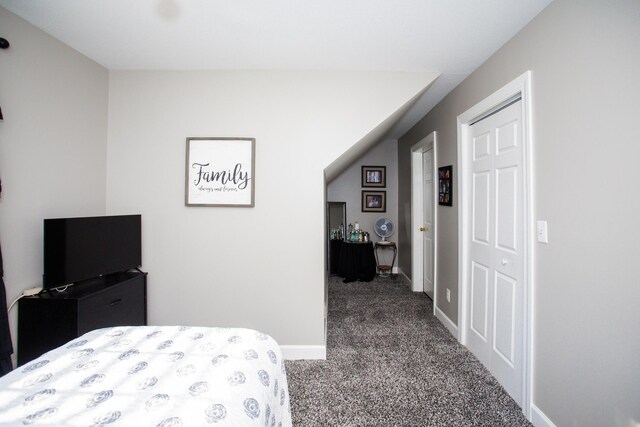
[
  {"x1": 17, "y1": 271, "x2": 147, "y2": 366},
  {"x1": 45, "y1": 271, "x2": 137, "y2": 293}
]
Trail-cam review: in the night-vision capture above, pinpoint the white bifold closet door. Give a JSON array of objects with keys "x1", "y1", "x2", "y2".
[{"x1": 465, "y1": 99, "x2": 524, "y2": 406}]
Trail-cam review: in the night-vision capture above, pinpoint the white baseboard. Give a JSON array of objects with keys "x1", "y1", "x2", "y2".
[
  {"x1": 435, "y1": 305, "x2": 458, "y2": 338},
  {"x1": 280, "y1": 345, "x2": 326, "y2": 360},
  {"x1": 398, "y1": 270, "x2": 412, "y2": 286},
  {"x1": 530, "y1": 404, "x2": 556, "y2": 427},
  {"x1": 398, "y1": 268, "x2": 422, "y2": 292}
]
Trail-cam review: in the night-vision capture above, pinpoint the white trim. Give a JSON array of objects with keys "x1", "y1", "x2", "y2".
[
  {"x1": 432, "y1": 137, "x2": 439, "y2": 309},
  {"x1": 456, "y1": 71, "x2": 534, "y2": 418},
  {"x1": 434, "y1": 305, "x2": 458, "y2": 337},
  {"x1": 398, "y1": 268, "x2": 412, "y2": 285},
  {"x1": 530, "y1": 404, "x2": 557, "y2": 427},
  {"x1": 523, "y1": 71, "x2": 536, "y2": 423},
  {"x1": 410, "y1": 132, "x2": 437, "y2": 295},
  {"x1": 398, "y1": 269, "x2": 417, "y2": 293},
  {"x1": 280, "y1": 345, "x2": 326, "y2": 360}
]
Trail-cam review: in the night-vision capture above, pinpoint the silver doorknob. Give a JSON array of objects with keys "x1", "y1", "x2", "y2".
[{"x1": 502, "y1": 259, "x2": 508, "y2": 265}]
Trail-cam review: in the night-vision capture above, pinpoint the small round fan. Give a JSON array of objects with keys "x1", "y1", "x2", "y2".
[{"x1": 373, "y1": 217, "x2": 395, "y2": 243}]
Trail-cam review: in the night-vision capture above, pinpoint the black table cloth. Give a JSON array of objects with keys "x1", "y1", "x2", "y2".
[
  {"x1": 329, "y1": 239, "x2": 343, "y2": 275},
  {"x1": 337, "y1": 241, "x2": 376, "y2": 283}
]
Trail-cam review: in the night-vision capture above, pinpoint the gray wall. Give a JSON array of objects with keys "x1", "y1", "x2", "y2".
[
  {"x1": 397, "y1": 0, "x2": 640, "y2": 425},
  {"x1": 328, "y1": 139, "x2": 399, "y2": 258},
  {"x1": 106, "y1": 71, "x2": 429, "y2": 347},
  {"x1": 0, "y1": 4, "x2": 436, "y2": 356},
  {"x1": 0, "y1": 8, "x2": 109, "y2": 365}
]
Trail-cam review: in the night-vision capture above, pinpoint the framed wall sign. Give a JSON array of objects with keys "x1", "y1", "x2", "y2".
[
  {"x1": 361, "y1": 165, "x2": 386, "y2": 188},
  {"x1": 185, "y1": 137, "x2": 255, "y2": 207},
  {"x1": 438, "y1": 165, "x2": 453, "y2": 206},
  {"x1": 362, "y1": 190, "x2": 386, "y2": 212}
]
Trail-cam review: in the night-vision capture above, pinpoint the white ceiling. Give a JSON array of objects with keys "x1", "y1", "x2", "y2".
[{"x1": 0, "y1": 0, "x2": 553, "y2": 137}]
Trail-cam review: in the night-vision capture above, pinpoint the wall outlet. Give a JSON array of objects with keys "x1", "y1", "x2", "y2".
[
  {"x1": 537, "y1": 220, "x2": 549, "y2": 243},
  {"x1": 446, "y1": 288, "x2": 451, "y2": 302}
]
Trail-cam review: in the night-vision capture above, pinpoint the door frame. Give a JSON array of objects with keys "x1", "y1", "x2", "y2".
[
  {"x1": 410, "y1": 132, "x2": 437, "y2": 298},
  {"x1": 456, "y1": 71, "x2": 534, "y2": 418}
]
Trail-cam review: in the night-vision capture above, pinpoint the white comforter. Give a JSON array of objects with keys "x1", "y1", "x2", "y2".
[{"x1": 0, "y1": 326, "x2": 292, "y2": 426}]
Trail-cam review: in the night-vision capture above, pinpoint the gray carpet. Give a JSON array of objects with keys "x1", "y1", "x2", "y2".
[{"x1": 285, "y1": 275, "x2": 531, "y2": 426}]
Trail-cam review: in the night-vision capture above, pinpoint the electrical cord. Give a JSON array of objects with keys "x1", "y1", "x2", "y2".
[
  {"x1": 6, "y1": 271, "x2": 146, "y2": 313},
  {"x1": 8, "y1": 295, "x2": 22, "y2": 313},
  {"x1": 7, "y1": 287, "x2": 43, "y2": 313}
]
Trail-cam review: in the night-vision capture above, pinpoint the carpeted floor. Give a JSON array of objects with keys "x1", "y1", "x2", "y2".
[{"x1": 285, "y1": 275, "x2": 531, "y2": 426}]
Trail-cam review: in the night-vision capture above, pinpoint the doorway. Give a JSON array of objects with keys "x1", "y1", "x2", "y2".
[
  {"x1": 457, "y1": 72, "x2": 533, "y2": 415},
  {"x1": 411, "y1": 132, "x2": 437, "y2": 300}
]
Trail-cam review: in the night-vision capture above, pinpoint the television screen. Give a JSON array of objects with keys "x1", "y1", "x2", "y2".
[{"x1": 43, "y1": 215, "x2": 141, "y2": 289}]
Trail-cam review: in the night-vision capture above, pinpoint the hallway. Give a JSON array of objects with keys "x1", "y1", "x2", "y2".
[{"x1": 285, "y1": 276, "x2": 530, "y2": 426}]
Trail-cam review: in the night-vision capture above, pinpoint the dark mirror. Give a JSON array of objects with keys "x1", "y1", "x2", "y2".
[{"x1": 327, "y1": 202, "x2": 346, "y2": 275}]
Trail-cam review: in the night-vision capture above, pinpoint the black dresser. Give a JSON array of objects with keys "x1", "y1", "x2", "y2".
[{"x1": 17, "y1": 271, "x2": 146, "y2": 366}]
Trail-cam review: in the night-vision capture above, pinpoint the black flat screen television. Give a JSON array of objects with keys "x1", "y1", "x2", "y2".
[{"x1": 43, "y1": 214, "x2": 142, "y2": 290}]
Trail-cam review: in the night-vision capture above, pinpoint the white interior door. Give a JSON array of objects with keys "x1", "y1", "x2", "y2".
[
  {"x1": 422, "y1": 149, "x2": 434, "y2": 299},
  {"x1": 465, "y1": 100, "x2": 524, "y2": 406},
  {"x1": 411, "y1": 132, "x2": 436, "y2": 295}
]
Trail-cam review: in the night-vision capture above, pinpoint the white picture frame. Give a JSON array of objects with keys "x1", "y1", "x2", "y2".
[{"x1": 185, "y1": 137, "x2": 255, "y2": 207}]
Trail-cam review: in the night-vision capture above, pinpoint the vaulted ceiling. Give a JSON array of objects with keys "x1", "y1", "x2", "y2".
[{"x1": 0, "y1": 0, "x2": 553, "y2": 137}]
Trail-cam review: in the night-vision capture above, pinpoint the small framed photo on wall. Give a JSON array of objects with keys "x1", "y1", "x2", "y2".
[
  {"x1": 362, "y1": 190, "x2": 386, "y2": 212},
  {"x1": 361, "y1": 166, "x2": 386, "y2": 188},
  {"x1": 438, "y1": 165, "x2": 453, "y2": 206}
]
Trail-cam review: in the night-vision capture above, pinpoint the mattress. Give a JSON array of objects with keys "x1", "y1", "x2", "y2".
[{"x1": 0, "y1": 326, "x2": 292, "y2": 426}]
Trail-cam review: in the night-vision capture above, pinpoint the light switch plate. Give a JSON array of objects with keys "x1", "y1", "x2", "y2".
[{"x1": 537, "y1": 220, "x2": 548, "y2": 243}]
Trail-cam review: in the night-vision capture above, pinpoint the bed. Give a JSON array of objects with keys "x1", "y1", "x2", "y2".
[{"x1": 0, "y1": 326, "x2": 292, "y2": 426}]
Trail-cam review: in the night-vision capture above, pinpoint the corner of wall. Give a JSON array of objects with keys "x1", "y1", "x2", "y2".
[
  {"x1": 434, "y1": 305, "x2": 458, "y2": 338},
  {"x1": 280, "y1": 345, "x2": 326, "y2": 360},
  {"x1": 530, "y1": 404, "x2": 557, "y2": 427}
]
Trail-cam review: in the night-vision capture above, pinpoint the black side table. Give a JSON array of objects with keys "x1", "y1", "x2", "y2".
[
  {"x1": 329, "y1": 239, "x2": 343, "y2": 275},
  {"x1": 337, "y1": 241, "x2": 376, "y2": 283}
]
